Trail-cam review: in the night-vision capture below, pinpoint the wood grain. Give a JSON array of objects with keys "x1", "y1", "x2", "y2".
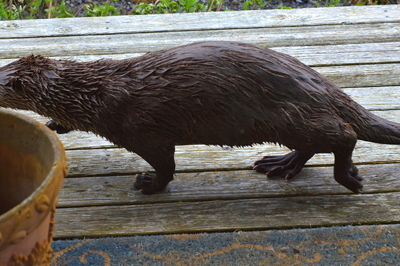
[
  {"x1": 58, "y1": 164, "x2": 400, "y2": 208},
  {"x1": 2, "y1": 23, "x2": 399, "y2": 60},
  {"x1": 1, "y1": 6, "x2": 399, "y2": 38},
  {"x1": 54, "y1": 192, "x2": 400, "y2": 238},
  {"x1": 61, "y1": 140, "x2": 400, "y2": 178},
  {"x1": 1, "y1": 42, "x2": 400, "y2": 67}
]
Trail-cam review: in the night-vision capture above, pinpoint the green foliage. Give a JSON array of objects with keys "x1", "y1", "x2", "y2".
[
  {"x1": 132, "y1": 2, "x2": 154, "y2": 14},
  {"x1": 84, "y1": 2, "x2": 119, "y2": 17},
  {"x1": 0, "y1": 1, "x2": 19, "y2": 20},
  {"x1": 2, "y1": 0, "x2": 387, "y2": 20},
  {"x1": 179, "y1": 0, "x2": 205, "y2": 12},
  {"x1": 206, "y1": 0, "x2": 225, "y2": 11},
  {"x1": 55, "y1": 0, "x2": 74, "y2": 17},
  {"x1": 46, "y1": 0, "x2": 74, "y2": 18},
  {"x1": 153, "y1": 0, "x2": 180, "y2": 13},
  {"x1": 133, "y1": 0, "x2": 206, "y2": 15},
  {"x1": 0, "y1": 0, "x2": 74, "y2": 20},
  {"x1": 29, "y1": 0, "x2": 44, "y2": 19},
  {"x1": 243, "y1": 0, "x2": 268, "y2": 10},
  {"x1": 133, "y1": 0, "x2": 178, "y2": 15},
  {"x1": 0, "y1": 0, "x2": 215, "y2": 19}
]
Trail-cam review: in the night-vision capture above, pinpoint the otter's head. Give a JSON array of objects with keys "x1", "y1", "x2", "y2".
[
  {"x1": 0, "y1": 64, "x2": 22, "y2": 110},
  {"x1": 0, "y1": 56, "x2": 61, "y2": 112}
]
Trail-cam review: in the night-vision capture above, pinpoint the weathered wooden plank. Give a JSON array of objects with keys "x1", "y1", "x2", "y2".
[
  {"x1": 343, "y1": 86, "x2": 400, "y2": 110},
  {"x1": 2, "y1": 23, "x2": 399, "y2": 59},
  {"x1": 1, "y1": 6, "x2": 399, "y2": 38},
  {"x1": 58, "y1": 164, "x2": 400, "y2": 208},
  {"x1": 63, "y1": 139, "x2": 400, "y2": 177},
  {"x1": 54, "y1": 191, "x2": 400, "y2": 238},
  {"x1": 315, "y1": 64, "x2": 400, "y2": 88},
  {"x1": 1, "y1": 42, "x2": 400, "y2": 67},
  {"x1": 275, "y1": 42, "x2": 400, "y2": 67}
]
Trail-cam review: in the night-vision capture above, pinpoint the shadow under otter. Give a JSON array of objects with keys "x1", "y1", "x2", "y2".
[{"x1": 0, "y1": 41, "x2": 399, "y2": 194}]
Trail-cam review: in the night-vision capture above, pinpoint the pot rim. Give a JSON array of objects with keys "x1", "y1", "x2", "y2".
[{"x1": 0, "y1": 108, "x2": 66, "y2": 223}]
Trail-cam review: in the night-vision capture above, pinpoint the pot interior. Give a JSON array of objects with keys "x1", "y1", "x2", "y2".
[{"x1": 0, "y1": 111, "x2": 55, "y2": 215}]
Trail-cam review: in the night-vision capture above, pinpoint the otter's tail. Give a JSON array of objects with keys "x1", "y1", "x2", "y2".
[{"x1": 353, "y1": 108, "x2": 400, "y2": 145}]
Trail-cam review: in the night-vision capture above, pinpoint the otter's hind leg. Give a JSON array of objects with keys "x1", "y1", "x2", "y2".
[
  {"x1": 333, "y1": 151, "x2": 363, "y2": 193},
  {"x1": 254, "y1": 117, "x2": 364, "y2": 193},
  {"x1": 132, "y1": 143, "x2": 176, "y2": 195},
  {"x1": 333, "y1": 147, "x2": 364, "y2": 193},
  {"x1": 253, "y1": 151, "x2": 313, "y2": 179},
  {"x1": 327, "y1": 122, "x2": 364, "y2": 193}
]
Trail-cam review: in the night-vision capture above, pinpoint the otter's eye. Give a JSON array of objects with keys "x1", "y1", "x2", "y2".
[{"x1": 11, "y1": 78, "x2": 23, "y2": 91}]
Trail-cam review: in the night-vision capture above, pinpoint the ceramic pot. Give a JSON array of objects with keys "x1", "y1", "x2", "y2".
[{"x1": 0, "y1": 109, "x2": 67, "y2": 266}]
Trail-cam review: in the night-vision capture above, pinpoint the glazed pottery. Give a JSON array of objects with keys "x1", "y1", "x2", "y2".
[{"x1": 0, "y1": 109, "x2": 67, "y2": 266}]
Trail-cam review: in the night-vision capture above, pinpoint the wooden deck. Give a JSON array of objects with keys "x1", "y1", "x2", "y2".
[{"x1": 1, "y1": 5, "x2": 400, "y2": 239}]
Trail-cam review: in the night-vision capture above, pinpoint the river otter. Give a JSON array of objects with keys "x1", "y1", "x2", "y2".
[{"x1": 0, "y1": 41, "x2": 399, "y2": 194}]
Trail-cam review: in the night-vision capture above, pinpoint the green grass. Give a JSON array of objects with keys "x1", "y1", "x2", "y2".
[
  {"x1": 0, "y1": 0, "x2": 224, "y2": 18},
  {"x1": 132, "y1": 0, "x2": 210, "y2": 15},
  {"x1": 0, "y1": 0, "x2": 73, "y2": 19},
  {"x1": 0, "y1": 0, "x2": 391, "y2": 20}
]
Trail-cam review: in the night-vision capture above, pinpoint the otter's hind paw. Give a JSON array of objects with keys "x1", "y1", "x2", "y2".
[
  {"x1": 134, "y1": 173, "x2": 167, "y2": 195},
  {"x1": 253, "y1": 151, "x2": 313, "y2": 179}
]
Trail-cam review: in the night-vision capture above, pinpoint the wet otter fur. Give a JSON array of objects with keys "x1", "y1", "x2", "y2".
[{"x1": 0, "y1": 41, "x2": 399, "y2": 194}]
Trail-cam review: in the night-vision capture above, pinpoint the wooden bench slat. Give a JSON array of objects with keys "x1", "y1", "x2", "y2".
[
  {"x1": 343, "y1": 86, "x2": 400, "y2": 110},
  {"x1": 58, "y1": 164, "x2": 400, "y2": 208},
  {"x1": 54, "y1": 191, "x2": 400, "y2": 238},
  {"x1": 1, "y1": 42, "x2": 400, "y2": 67},
  {"x1": 2, "y1": 23, "x2": 399, "y2": 59},
  {"x1": 1, "y1": 6, "x2": 399, "y2": 38},
  {"x1": 315, "y1": 64, "x2": 400, "y2": 88},
  {"x1": 63, "y1": 139, "x2": 400, "y2": 177},
  {"x1": 276, "y1": 42, "x2": 400, "y2": 67}
]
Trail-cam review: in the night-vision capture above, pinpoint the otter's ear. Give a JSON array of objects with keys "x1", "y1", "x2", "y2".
[{"x1": 0, "y1": 70, "x2": 15, "y2": 86}]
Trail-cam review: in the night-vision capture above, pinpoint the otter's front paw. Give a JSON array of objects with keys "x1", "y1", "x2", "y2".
[
  {"x1": 46, "y1": 120, "x2": 72, "y2": 134},
  {"x1": 134, "y1": 173, "x2": 167, "y2": 195}
]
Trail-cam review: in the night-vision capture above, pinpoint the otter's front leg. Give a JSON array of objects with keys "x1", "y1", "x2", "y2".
[
  {"x1": 132, "y1": 143, "x2": 176, "y2": 195},
  {"x1": 46, "y1": 120, "x2": 73, "y2": 134},
  {"x1": 253, "y1": 151, "x2": 313, "y2": 179}
]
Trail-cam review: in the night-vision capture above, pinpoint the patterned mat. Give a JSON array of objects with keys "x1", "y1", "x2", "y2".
[{"x1": 51, "y1": 224, "x2": 400, "y2": 266}]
